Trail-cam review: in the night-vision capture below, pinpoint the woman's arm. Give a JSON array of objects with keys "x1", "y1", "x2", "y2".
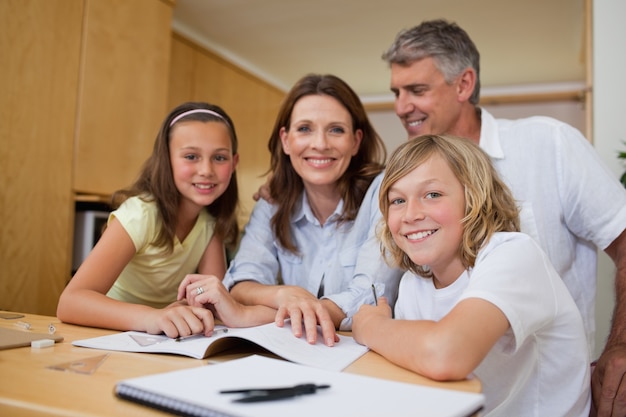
[
  {"x1": 178, "y1": 275, "x2": 277, "y2": 328},
  {"x1": 230, "y1": 281, "x2": 340, "y2": 346},
  {"x1": 225, "y1": 197, "x2": 340, "y2": 346}
]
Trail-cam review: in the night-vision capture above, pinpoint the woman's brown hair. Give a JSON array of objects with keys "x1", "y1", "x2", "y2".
[{"x1": 267, "y1": 74, "x2": 386, "y2": 253}]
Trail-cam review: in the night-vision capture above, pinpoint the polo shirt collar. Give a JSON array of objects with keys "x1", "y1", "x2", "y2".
[{"x1": 478, "y1": 108, "x2": 504, "y2": 160}]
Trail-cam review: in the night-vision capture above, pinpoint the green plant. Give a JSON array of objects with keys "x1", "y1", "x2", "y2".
[{"x1": 619, "y1": 142, "x2": 626, "y2": 188}]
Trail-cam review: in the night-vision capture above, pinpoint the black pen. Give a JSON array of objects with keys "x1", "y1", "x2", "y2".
[
  {"x1": 371, "y1": 284, "x2": 378, "y2": 306},
  {"x1": 221, "y1": 383, "x2": 330, "y2": 403}
]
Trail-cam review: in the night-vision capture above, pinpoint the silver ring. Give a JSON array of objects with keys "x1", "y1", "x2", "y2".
[{"x1": 196, "y1": 286, "x2": 204, "y2": 295}]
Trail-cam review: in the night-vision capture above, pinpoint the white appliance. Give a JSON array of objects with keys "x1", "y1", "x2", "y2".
[{"x1": 72, "y1": 210, "x2": 109, "y2": 273}]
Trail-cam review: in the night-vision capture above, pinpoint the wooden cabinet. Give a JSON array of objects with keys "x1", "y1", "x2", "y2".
[
  {"x1": 0, "y1": 0, "x2": 173, "y2": 315},
  {"x1": 74, "y1": 0, "x2": 172, "y2": 196}
]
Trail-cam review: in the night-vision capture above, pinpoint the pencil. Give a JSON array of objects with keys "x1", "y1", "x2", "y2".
[{"x1": 371, "y1": 284, "x2": 378, "y2": 306}]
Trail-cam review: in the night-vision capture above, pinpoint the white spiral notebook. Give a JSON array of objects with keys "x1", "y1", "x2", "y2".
[{"x1": 115, "y1": 355, "x2": 485, "y2": 417}]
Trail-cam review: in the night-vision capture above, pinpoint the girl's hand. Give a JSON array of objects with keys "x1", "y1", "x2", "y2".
[
  {"x1": 143, "y1": 304, "x2": 216, "y2": 338},
  {"x1": 352, "y1": 296, "x2": 392, "y2": 346}
]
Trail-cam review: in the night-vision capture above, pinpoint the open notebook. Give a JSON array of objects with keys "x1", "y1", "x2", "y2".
[
  {"x1": 73, "y1": 321, "x2": 368, "y2": 371},
  {"x1": 115, "y1": 355, "x2": 484, "y2": 417}
]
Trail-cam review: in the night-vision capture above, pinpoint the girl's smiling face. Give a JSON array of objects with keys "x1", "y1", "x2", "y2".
[
  {"x1": 169, "y1": 120, "x2": 238, "y2": 215},
  {"x1": 386, "y1": 152, "x2": 466, "y2": 286}
]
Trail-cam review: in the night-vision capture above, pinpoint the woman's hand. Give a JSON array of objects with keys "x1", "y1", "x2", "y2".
[
  {"x1": 178, "y1": 274, "x2": 267, "y2": 327},
  {"x1": 178, "y1": 274, "x2": 222, "y2": 308},
  {"x1": 274, "y1": 286, "x2": 340, "y2": 347}
]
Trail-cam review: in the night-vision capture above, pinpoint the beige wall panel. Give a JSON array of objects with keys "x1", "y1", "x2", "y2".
[
  {"x1": 192, "y1": 49, "x2": 225, "y2": 104},
  {"x1": 168, "y1": 35, "x2": 196, "y2": 111},
  {"x1": 0, "y1": 0, "x2": 83, "y2": 314},
  {"x1": 169, "y1": 36, "x2": 285, "y2": 224},
  {"x1": 74, "y1": 0, "x2": 172, "y2": 195}
]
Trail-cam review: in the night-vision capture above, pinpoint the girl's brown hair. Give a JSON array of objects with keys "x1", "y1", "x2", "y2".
[{"x1": 111, "y1": 102, "x2": 240, "y2": 254}]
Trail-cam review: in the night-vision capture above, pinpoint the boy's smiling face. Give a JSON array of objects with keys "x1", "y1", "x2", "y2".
[{"x1": 386, "y1": 152, "x2": 466, "y2": 287}]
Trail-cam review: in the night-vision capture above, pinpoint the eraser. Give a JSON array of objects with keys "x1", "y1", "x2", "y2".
[{"x1": 31, "y1": 339, "x2": 55, "y2": 348}]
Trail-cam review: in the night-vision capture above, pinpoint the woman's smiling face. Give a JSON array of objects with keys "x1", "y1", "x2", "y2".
[{"x1": 280, "y1": 94, "x2": 362, "y2": 195}]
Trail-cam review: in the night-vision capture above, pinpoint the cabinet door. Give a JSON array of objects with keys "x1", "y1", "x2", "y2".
[
  {"x1": 0, "y1": 0, "x2": 83, "y2": 315},
  {"x1": 73, "y1": 0, "x2": 172, "y2": 196}
]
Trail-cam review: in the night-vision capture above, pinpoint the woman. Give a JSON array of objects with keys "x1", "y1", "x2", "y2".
[{"x1": 181, "y1": 74, "x2": 396, "y2": 346}]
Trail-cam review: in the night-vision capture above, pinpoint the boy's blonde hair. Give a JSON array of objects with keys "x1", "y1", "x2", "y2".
[{"x1": 378, "y1": 134, "x2": 520, "y2": 277}]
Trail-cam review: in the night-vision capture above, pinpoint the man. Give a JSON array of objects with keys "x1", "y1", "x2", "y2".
[{"x1": 382, "y1": 19, "x2": 626, "y2": 416}]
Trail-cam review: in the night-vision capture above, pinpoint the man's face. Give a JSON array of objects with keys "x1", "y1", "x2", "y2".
[{"x1": 390, "y1": 57, "x2": 464, "y2": 139}]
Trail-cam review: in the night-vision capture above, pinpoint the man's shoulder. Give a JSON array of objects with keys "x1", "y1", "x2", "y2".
[
  {"x1": 495, "y1": 114, "x2": 571, "y2": 130},
  {"x1": 493, "y1": 113, "x2": 587, "y2": 148}
]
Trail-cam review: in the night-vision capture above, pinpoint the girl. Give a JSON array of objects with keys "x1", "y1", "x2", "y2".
[
  {"x1": 57, "y1": 102, "x2": 240, "y2": 338},
  {"x1": 352, "y1": 134, "x2": 590, "y2": 416},
  {"x1": 180, "y1": 74, "x2": 393, "y2": 346}
]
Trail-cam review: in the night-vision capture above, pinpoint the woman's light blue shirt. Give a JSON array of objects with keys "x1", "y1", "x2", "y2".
[{"x1": 223, "y1": 174, "x2": 402, "y2": 330}]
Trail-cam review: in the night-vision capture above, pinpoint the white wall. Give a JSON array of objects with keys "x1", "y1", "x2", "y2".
[
  {"x1": 592, "y1": 0, "x2": 626, "y2": 359},
  {"x1": 367, "y1": 110, "x2": 406, "y2": 154}
]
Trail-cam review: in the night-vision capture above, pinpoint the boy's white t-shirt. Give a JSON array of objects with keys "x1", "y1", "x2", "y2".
[{"x1": 395, "y1": 232, "x2": 590, "y2": 417}]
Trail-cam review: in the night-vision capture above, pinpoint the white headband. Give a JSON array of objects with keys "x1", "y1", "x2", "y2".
[{"x1": 169, "y1": 109, "x2": 230, "y2": 127}]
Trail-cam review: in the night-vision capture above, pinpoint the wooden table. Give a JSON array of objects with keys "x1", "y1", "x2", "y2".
[{"x1": 0, "y1": 312, "x2": 481, "y2": 416}]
